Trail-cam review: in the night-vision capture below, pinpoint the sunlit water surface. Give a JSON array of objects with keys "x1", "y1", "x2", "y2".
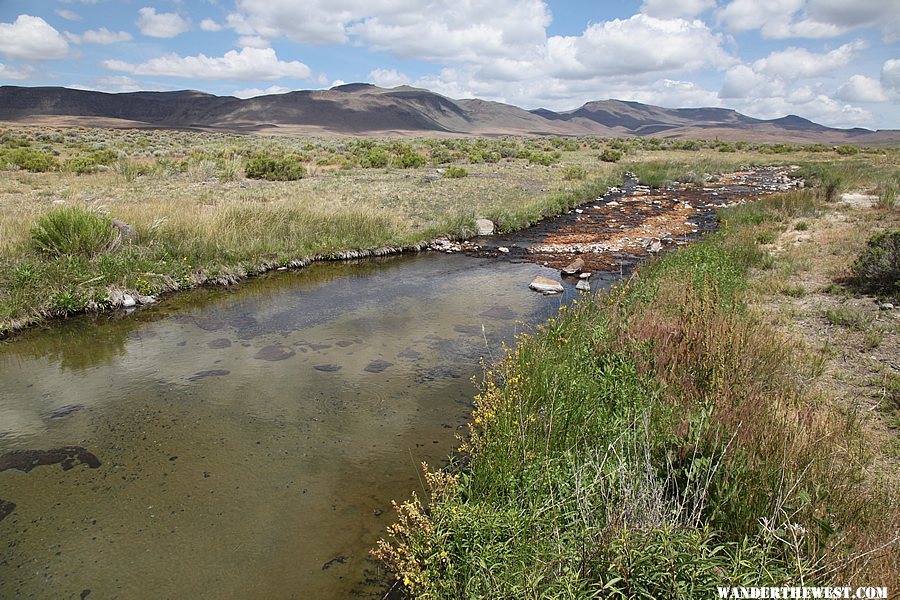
[{"x1": 0, "y1": 253, "x2": 595, "y2": 599}]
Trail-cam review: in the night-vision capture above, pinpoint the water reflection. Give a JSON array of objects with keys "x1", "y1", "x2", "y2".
[{"x1": 0, "y1": 252, "x2": 584, "y2": 599}]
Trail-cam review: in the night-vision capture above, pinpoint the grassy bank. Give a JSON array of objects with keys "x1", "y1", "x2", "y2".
[
  {"x1": 1, "y1": 125, "x2": 896, "y2": 336},
  {"x1": 375, "y1": 182, "x2": 899, "y2": 596}
]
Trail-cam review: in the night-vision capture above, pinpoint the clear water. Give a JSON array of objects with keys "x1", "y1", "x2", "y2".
[{"x1": 0, "y1": 253, "x2": 587, "y2": 599}]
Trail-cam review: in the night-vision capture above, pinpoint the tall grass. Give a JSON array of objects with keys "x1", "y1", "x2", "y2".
[
  {"x1": 30, "y1": 206, "x2": 118, "y2": 258},
  {"x1": 376, "y1": 189, "x2": 899, "y2": 596}
]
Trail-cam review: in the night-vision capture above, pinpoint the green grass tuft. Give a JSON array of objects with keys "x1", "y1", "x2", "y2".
[{"x1": 30, "y1": 206, "x2": 118, "y2": 258}]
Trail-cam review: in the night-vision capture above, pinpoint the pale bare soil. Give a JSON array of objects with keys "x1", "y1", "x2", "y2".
[{"x1": 753, "y1": 197, "x2": 899, "y2": 472}]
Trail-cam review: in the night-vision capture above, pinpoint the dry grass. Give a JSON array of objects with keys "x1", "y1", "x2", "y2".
[{"x1": 1, "y1": 125, "x2": 896, "y2": 335}]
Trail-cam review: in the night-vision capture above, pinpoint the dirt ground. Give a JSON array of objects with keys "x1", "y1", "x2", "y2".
[{"x1": 753, "y1": 193, "x2": 899, "y2": 474}]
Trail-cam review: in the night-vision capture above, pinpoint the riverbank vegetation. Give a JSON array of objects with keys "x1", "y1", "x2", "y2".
[
  {"x1": 375, "y1": 177, "x2": 899, "y2": 595},
  {"x1": 0, "y1": 124, "x2": 896, "y2": 336}
]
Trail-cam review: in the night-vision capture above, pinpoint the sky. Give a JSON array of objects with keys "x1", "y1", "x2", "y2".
[{"x1": 0, "y1": 0, "x2": 898, "y2": 130}]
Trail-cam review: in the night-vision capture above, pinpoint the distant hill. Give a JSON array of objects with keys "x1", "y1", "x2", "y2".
[{"x1": 0, "y1": 84, "x2": 896, "y2": 144}]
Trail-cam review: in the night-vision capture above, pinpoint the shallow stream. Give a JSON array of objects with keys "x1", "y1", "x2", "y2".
[
  {"x1": 0, "y1": 253, "x2": 584, "y2": 599},
  {"x1": 0, "y1": 167, "x2": 796, "y2": 598}
]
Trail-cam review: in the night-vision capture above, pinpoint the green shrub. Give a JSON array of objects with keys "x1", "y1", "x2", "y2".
[
  {"x1": 49, "y1": 287, "x2": 88, "y2": 316},
  {"x1": 30, "y1": 207, "x2": 118, "y2": 258},
  {"x1": 442, "y1": 166, "x2": 468, "y2": 179},
  {"x1": 89, "y1": 149, "x2": 118, "y2": 165},
  {"x1": 523, "y1": 151, "x2": 557, "y2": 166},
  {"x1": 244, "y1": 155, "x2": 305, "y2": 181},
  {"x1": 3, "y1": 148, "x2": 59, "y2": 172},
  {"x1": 360, "y1": 149, "x2": 390, "y2": 168},
  {"x1": 600, "y1": 148, "x2": 623, "y2": 163},
  {"x1": 836, "y1": 145, "x2": 859, "y2": 156},
  {"x1": 65, "y1": 156, "x2": 98, "y2": 174},
  {"x1": 394, "y1": 149, "x2": 427, "y2": 169},
  {"x1": 851, "y1": 230, "x2": 899, "y2": 298},
  {"x1": 562, "y1": 165, "x2": 588, "y2": 180}
]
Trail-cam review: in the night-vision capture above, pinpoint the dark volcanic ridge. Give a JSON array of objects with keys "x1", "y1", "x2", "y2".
[{"x1": 1, "y1": 84, "x2": 896, "y2": 143}]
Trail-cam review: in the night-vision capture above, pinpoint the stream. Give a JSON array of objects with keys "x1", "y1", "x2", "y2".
[{"x1": 0, "y1": 167, "x2": 798, "y2": 599}]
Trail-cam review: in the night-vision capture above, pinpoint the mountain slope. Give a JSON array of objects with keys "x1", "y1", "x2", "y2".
[{"x1": 0, "y1": 84, "x2": 895, "y2": 143}]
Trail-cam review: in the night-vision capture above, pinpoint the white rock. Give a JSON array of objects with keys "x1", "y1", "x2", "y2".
[
  {"x1": 529, "y1": 276, "x2": 564, "y2": 294},
  {"x1": 475, "y1": 218, "x2": 495, "y2": 235},
  {"x1": 576, "y1": 280, "x2": 590, "y2": 291},
  {"x1": 561, "y1": 257, "x2": 584, "y2": 276},
  {"x1": 607, "y1": 201, "x2": 620, "y2": 207},
  {"x1": 137, "y1": 295, "x2": 156, "y2": 305},
  {"x1": 579, "y1": 272, "x2": 591, "y2": 279},
  {"x1": 575, "y1": 208, "x2": 584, "y2": 214},
  {"x1": 498, "y1": 247, "x2": 509, "y2": 253},
  {"x1": 122, "y1": 294, "x2": 137, "y2": 308}
]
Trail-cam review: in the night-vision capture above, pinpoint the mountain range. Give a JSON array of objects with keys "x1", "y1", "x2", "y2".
[{"x1": 1, "y1": 83, "x2": 896, "y2": 144}]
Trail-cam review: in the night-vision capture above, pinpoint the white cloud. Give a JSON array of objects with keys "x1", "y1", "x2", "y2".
[
  {"x1": 613, "y1": 78, "x2": 722, "y2": 107},
  {"x1": 95, "y1": 75, "x2": 142, "y2": 92},
  {"x1": 226, "y1": 0, "x2": 550, "y2": 61},
  {"x1": 226, "y1": 0, "x2": 362, "y2": 45},
  {"x1": 69, "y1": 76, "x2": 158, "y2": 94},
  {"x1": 881, "y1": 59, "x2": 900, "y2": 94},
  {"x1": 640, "y1": 0, "x2": 716, "y2": 19},
  {"x1": 55, "y1": 9, "x2": 82, "y2": 22},
  {"x1": 104, "y1": 47, "x2": 311, "y2": 81},
  {"x1": 136, "y1": 7, "x2": 189, "y2": 38},
  {"x1": 200, "y1": 19, "x2": 223, "y2": 32},
  {"x1": 835, "y1": 75, "x2": 888, "y2": 102},
  {"x1": 0, "y1": 62, "x2": 34, "y2": 80},
  {"x1": 545, "y1": 15, "x2": 735, "y2": 79},
  {"x1": 232, "y1": 85, "x2": 292, "y2": 98},
  {"x1": 718, "y1": 0, "x2": 900, "y2": 40},
  {"x1": 368, "y1": 68, "x2": 409, "y2": 88},
  {"x1": 720, "y1": 65, "x2": 785, "y2": 99},
  {"x1": 0, "y1": 15, "x2": 69, "y2": 60},
  {"x1": 806, "y1": 0, "x2": 900, "y2": 42},
  {"x1": 349, "y1": 0, "x2": 550, "y2": 62},
  {"x1": 66, "y1": 27, "x2": 132, "y2": 44},
  {"x1": 717, "y1": 0, "x2": 804, "y2": 35},
  {"x1": 752, "y1": 40, "x2": 866, "y2": 80},
  {"x1": 235, "y1": 35, "x2": 269, "y2": 49},
  {"x1": 734, "y1": 94, "x2": 874, "y2": 128}
]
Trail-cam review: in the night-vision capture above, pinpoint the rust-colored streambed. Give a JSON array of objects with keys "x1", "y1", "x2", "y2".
[{"x1": 0, "y1": 168, "x2": 797, "y2": 599}]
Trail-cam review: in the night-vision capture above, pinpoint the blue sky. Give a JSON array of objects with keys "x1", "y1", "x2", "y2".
[{"x1": 0, "y1": 0, "x2": 897, "y2": 129}]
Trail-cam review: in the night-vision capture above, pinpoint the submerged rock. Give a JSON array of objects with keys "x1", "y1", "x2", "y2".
[
  {"x1": 364, "y1": 359, "x2": 393, "y2": 373},
  {"x1": 480, "y1": 306, "x2": 516, "y2": 320},
  {"x1": 254, "y1": 345, "x2": 295, "y2": 361},
  {"x1": 0, "y1": 499, "x2": 15, "y2": 522},
  {"x1": 49, "y1": 404, "x2": 84, "y2": 419},
  {"x1": 0, "y1": 447, "x2": 101, "y2": 473},
  {"x1": 314, "y1": 364, "x2": 342, "y2": 372},
  {"x1": 453, "y1": 324, "x2": 482, "y2": 336},
  {"x1": 207, "y1": 338, "x2": 232, "y2": 349},
  {"x1": 188, "y1": 369, "x2": 230, "y2": 381},
  {"x1": 529, "y1": 276, "x2": 564, "y2": 294}
]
